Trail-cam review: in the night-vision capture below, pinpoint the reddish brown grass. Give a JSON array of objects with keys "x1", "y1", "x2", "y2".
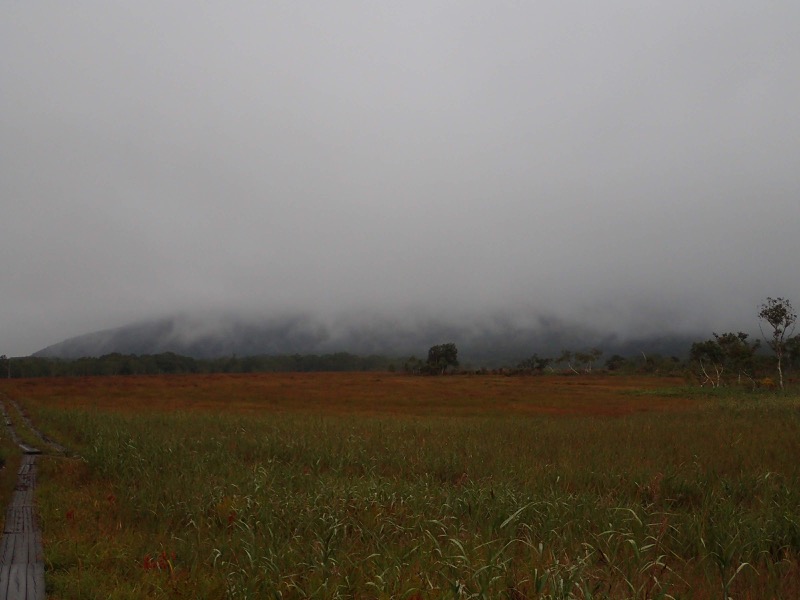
[{"x1": 1, "y1": 373, "x2": 693, "y2": 418}]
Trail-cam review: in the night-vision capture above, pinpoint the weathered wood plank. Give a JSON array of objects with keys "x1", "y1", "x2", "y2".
[
  {"x1": 27, "y1": 534, "x2": 41, "y2": 566},
  {"x1": 3, "y1": 508, "x2": 34, "y2": 536},
  {"x1": 5, "y1": 564, "x2": 26, "y2": 600},
  {"x1": 5, "y1": 507, "x2": 30, "y2": 535},
  {"x1": 26, "y1": 564, "x2": 43, "y2": 600},
  {"x1": 0, "y1": 565, "x2": 9, "y2": 598},
  {"x1": 0, "y1": 561, "x2": 44, "y2": 599},
  {"x1": 0, "y1": 553, "x2": 43, "y2": 599},
  {"x1": 0, "y1": 536, "x2": 14, "y2": 565},
  {"x1": 1, "y1": 535, "x2": 27, "y2": 567}
]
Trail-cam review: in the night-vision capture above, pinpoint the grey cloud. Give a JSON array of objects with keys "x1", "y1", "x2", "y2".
[{"x1": 2, "y1": 1, "x2": 799, "y2": 356}]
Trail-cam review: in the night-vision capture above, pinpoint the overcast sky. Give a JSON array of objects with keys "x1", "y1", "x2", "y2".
[{"x1": 2, "y1": 2, "x2": 799, "y2": 356}]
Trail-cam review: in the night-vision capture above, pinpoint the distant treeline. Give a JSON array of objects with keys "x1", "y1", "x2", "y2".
[
  {"x1": 0, "y1": 352, "x2": 399, "y2": 378},
  {"x1": 0, "y1": 350, "x2": 691, "y2": 379}
]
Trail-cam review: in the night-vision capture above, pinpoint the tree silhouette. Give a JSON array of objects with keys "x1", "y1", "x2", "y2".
[
  {"x1": 758, "y1": 297, "x2": 797, "y2": 390},
  {"x1": 426, "y1": 343, "x2": 459, "y2": 375}
]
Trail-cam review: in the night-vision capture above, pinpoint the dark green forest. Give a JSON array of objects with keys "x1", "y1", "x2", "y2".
[{"x1": 0, "y1": 351, "x2": 398, "y2": 378}]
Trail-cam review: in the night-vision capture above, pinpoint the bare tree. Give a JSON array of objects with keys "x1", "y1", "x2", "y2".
[
  {"x1": 556, "y1": 350, "x2": 579, "y2": 374},
  {"x1": 690, "y1": 340, "x2": 724, "y2": 388},
  {"x1": 758, "y1": 297, "x2": 797, "y2": 390},
  {"x1": 714, "y1": 332, "x2": 760, "y2": 388}
]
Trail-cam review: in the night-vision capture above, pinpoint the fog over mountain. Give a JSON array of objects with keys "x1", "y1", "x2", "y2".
[
  {"x1": 33, "y1": 309, "x2": 697, "y2": 367},
  {"x1": 2, "y1": 3, "x2": 799, "y2": 357}
]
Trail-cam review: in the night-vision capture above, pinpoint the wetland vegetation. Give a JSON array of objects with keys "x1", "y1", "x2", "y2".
[{"x1": 0, "y1": 374, "x2": 798, "y2": 598}]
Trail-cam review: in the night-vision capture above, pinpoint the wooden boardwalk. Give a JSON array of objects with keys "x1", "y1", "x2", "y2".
[
  {"x1": 0, "y1": 455, "x2": 45, "y2": 600},
  {"x1": 0, "y1": 400, "x2": 46, "y2": 600}
]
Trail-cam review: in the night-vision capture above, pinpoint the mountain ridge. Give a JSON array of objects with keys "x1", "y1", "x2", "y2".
[{"x1": 33, "y1": 311, "x2": 698, "y2": 367}]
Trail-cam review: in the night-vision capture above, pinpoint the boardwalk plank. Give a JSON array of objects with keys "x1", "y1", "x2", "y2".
[
  {"x1": 14, "y1": 536, "x2": 27, "y2": 566},
  {"x1": 6, "y1": 564, "x2": 26, "y2": 600},
  {"x1": 0, "y1": 400, "x2": 47, "y2": 600},
  {"x1": 26, "y1": 565, "x2": 43, "y2": 600},
  {"x1": 0, "y1": 537, "x2": 13, "y2": 566},
  {"x1": 2, "y1": 535, "x2": 27, "y2": 567}
]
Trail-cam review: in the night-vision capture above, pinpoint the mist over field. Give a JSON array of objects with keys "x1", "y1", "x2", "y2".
[{"x1": 2, "y1": 2, "x2": 799, "y2": 356}]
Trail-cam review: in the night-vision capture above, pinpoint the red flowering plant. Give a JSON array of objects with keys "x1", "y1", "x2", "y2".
[{"x1": 142, "y1": 550, "x2": 176, "y2": 574}]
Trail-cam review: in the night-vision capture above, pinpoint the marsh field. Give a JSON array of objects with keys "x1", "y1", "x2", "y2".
[{"x1": 1, "y1": 373, "x2": 799, "y2": 599}]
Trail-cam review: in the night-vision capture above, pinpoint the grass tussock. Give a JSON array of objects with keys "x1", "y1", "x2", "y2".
[{"x1": 1, "y1": 374, "x2": 799, "y2": 599}]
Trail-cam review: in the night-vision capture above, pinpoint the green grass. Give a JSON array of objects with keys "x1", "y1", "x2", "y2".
[{"x1": 2, "y1": 376, "x2": 798, "y2": 598}]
